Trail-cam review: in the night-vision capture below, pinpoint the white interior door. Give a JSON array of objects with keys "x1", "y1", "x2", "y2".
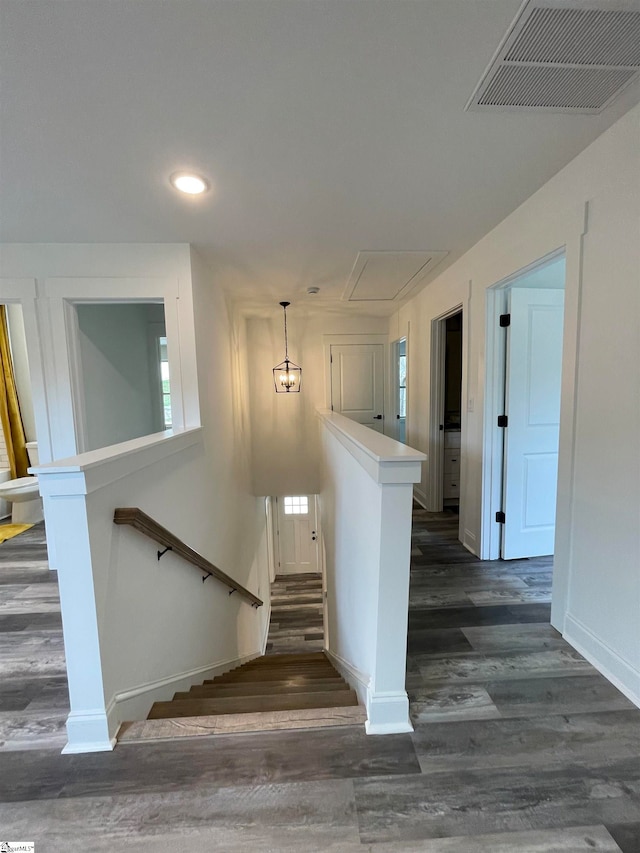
[
  {"x1": 502, "y1": 288, "x2": 564, "y2": 559},
  {"x1": 276, "y1": 495, "x2": 319, "y2": 574},
  {"x1": 330, "y1": 344, "x2": 384, "y2": 432}
]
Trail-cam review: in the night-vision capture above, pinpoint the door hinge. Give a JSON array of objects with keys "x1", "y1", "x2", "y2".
[
  {"x1": 499, "y1": 313, "x2": 511, "y2": 327},
  {"x1": 331, "y1": 404, "x2": 334, "y2": 411},
  {"x1": 497, "y1": 415, "x2": 508, "y2": 428},
  {"x1": 496, "y1": 511, "x2": 506, "y2": 524},
  {"x1": 330, "y1": 353, "x2": 333, "y2": 363}
]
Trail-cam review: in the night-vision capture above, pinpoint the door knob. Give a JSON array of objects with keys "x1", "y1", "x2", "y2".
[{"x1": 374, "y1": 414, "x2": 383, "y2": 420}]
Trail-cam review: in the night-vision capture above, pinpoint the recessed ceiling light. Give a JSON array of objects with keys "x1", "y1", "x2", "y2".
[{"x1": 169, "y1": 172, "x2": 210, "y2": 195}]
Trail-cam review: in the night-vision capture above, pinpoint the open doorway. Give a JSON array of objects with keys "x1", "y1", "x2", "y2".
[
  {"x1": 428, "y1": 306, "x2": 464, "y2": 516},
  {"x1": 391, "y1": 338, "x2": 407, "y2": 443},
  {"x1": 483, "y1": 252, "x2": 566, "y2": 561}
]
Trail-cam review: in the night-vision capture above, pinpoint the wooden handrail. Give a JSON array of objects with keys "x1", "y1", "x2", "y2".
[{"x1": 113, "y1": 507, "x2": 263, "y2": 607}]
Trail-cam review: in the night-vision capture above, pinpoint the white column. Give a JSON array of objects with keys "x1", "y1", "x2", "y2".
[
  {"x1": 318, "y1": 410, "x2": 425, "y2": 734},
  {"x1": 367, "y1": 482, "x2": 415, "y2": 733},
  {"x1": 38, "y1": 470, "x2": 115, "y2": 753}
]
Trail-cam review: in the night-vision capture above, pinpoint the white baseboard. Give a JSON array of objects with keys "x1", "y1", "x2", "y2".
[
  {"x1": 324, "y1": 650, "x2": 412, "y2": 735},
  {"x1": 261, "y1": 604, "x2": 272, "y2": 655},
  {"x1": 324, "y1": 648, "x2": 370, "y2": 709},
  {"x1": 463, "y1": 528, "x2": 478, "y2": 556},
  {"x1": 112, "y1": 651, "x2": 262, "y2": 723},
  {"x1": 412, "y1": 488, "x2": 427, "y2": 509},
  {"x1": 365, "y1": 690, "x2": 413, "y2": 735},
  {"x1": 564, "y1": 612, "x2": 640, "y2": 709},
  {"x1": 62, "y1": 738, "x2": 116, "y2": 754},
  {"x1": 62, "y1": 706, "x2": 116, "y2": 753}
]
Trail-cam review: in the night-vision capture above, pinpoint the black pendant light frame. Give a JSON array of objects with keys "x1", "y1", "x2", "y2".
[{"x1": 273, "y1": 301, "x2": 302, "y2": 393}]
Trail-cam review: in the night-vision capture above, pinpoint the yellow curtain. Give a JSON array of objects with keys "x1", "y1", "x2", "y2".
[{"x1": 0, "y1": 306, "x2": 29, "y2": 479}]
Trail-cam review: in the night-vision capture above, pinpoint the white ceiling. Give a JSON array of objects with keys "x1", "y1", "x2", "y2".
[{"x1": 1, "y1": 0, "x2": 638, "y2": 315}]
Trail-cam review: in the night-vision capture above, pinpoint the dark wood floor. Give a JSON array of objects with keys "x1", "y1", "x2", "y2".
[{"x1": 1, "y1": 511, "x2": 639, "y2": 851}]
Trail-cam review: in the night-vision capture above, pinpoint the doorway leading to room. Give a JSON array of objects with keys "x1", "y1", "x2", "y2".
[
  {"x1": 427, "y1": 306, "x2": 464, "y2": 517},
  {"x1": 391, "y1": 338, "x2": 407, "y2": 444},
  {"x1": 483, "y1": 252, "x2": 566, "y2": 561}
]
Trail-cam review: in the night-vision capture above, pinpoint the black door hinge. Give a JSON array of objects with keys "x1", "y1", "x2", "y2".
[
  {"x1": 499, "y1": 313, "x2": 511, "y2": 327},
  {"x1": 496, "y1": 511, "x2": 506, "y2": 523},
  {"x1": 497, "y1": 415, "x2": 508, "y2": 428}
]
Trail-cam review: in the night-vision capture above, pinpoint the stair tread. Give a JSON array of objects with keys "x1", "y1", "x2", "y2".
[
  {"x1": 121, "y1": 705, "x2": 366, "y2": 743},
  {"x1": 148, "y1": 689, "x2": 358, "y2": 719}
]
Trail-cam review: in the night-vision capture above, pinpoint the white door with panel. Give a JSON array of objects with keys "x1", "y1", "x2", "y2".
[
  {"x1": 276, "y1": 495, "x2": 319, "y2": 574},
  {"x1": 502, "y1": 288, "x2": 564, "y2": 559},
  {"x1": 330, "y1": 344, "x2": 384, "y2": 432}
]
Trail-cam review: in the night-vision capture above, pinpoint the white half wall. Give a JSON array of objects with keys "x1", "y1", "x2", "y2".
[
  {"x1": 36, "y1": 430, "x2": 270, "y2": 753},
  {"x1": 391, "y1": 103, "x2": 640, "y2": 706},
  {"x1": 318, "y1": 409, "x2": 425, "y2": 733}
]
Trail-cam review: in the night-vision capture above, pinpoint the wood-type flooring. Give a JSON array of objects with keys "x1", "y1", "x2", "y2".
[
  {"x1": 266, "y1": 572, "x2": 324, "y2": 654},
  {"x1": 1, "y1": 511, "x2": 639, "y2": 851}
]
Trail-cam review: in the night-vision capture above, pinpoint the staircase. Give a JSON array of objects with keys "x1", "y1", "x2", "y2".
[
  {"x1": 119, "y1": 652, "x2": 365, "y2": 742},
  {"x1": 267, "y1": 572, "x2": 324, "y2": 654}
]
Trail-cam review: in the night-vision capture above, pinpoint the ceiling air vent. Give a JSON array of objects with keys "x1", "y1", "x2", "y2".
[{"x1": 466, "y1": 0, "x2": 640, "y2": 114}]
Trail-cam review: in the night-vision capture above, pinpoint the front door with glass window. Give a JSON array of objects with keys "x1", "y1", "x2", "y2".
[{"x1": 276, "y1": 495, "x2": 319, "y2": 574}]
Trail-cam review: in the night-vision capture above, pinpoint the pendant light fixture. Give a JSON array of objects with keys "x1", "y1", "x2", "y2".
[{"x1": 273, "y1": 301, "x2": 302, "y2": 393}]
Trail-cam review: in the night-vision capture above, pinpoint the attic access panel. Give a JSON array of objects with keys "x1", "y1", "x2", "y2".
[
  {"x1": 466, "y1": 0, "x2": 640, "y2": 114},
  {"x1": 342, "y1": 251, "x2": 448, "y2": 303}
]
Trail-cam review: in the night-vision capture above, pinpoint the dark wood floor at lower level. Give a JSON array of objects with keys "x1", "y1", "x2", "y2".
[{"x1": 1, "y1": 511, "x2": 639, "y2": 851}]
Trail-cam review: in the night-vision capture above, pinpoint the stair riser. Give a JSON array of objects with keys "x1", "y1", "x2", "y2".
[
  {"x1": 209, "y1": 670, "x2": 338, "y2": 683},
  {"x1": 178, "y1": 682, "x2": 350, "y2": 699}
]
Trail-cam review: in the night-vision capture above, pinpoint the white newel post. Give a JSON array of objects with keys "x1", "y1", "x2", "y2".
[
  {"x1": 37, "y1": 469, "x2": 114, "y2": 753},
  {"x1": 367, "y1": 481, "x2": 416, "y2": 734},
  {"x1": 318, "y1": 410, "x2": 425, "y2": 735}
]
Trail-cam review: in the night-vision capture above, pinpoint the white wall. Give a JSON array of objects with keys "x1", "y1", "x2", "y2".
[
  {"x1": 392, "y1": 103, "x2": 640, "y2": 705},
  {"x1": 247, "y1": 310, "x2": 388, "y2": 496},
  {"x1": 76, "y1": 302, "x2": 166, "y2": 451}
]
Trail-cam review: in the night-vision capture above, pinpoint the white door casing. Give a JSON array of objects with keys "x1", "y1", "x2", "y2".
[
  {"x1": 502, "y1": 288, "x2": 565, "y2": 559},
  {"x1": 330, "y1": 344, "x2": 384, "y2": 432},
  {"x1": 276, "y1": 495, "x2": 320, "y2": 574}
]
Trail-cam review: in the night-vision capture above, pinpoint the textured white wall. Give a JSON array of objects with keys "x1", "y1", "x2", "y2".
[{"x1": 393, "y1": 103, "x2": 640, "y2": 705}]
